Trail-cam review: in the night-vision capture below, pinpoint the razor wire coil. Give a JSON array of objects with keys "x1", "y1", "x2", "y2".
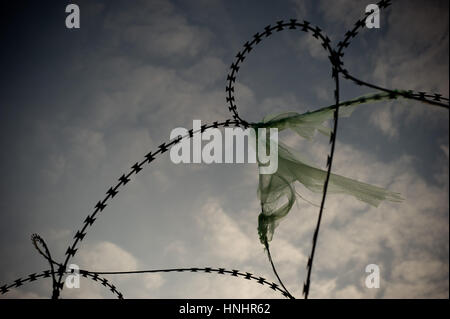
[{"x1": 1, "y1": 0, "x2": 448, "y2": 299}]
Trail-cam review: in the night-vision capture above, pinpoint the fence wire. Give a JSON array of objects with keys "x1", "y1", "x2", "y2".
[{"x1": 1, "y1": 0, "x2": 448, "y2": 299}]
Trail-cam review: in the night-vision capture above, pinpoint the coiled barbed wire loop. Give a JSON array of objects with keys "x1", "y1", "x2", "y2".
[{"x1": 1, "y1": 0, "x2": 448, "y2": 299}]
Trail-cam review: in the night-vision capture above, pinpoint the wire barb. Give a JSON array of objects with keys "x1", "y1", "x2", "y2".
[{"x1": 2, "y1": 0, "x2": 448, "y2": 299}]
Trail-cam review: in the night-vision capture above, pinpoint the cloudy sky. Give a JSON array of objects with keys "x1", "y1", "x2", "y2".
[{"x1": 0, "y1": 0, "x2": 448, "y2": 299}]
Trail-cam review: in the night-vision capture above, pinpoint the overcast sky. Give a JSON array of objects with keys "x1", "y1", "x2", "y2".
[{"x1": 0, "y1": 0, "x2": 448, "y2": 299}]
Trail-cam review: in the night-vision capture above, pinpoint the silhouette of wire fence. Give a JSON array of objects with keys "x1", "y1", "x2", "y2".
[{"x1": 1, "y1": 0, "x2": 448, "y2": 299}]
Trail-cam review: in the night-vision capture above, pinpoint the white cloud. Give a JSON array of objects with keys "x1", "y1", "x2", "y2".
[
  {"x1": 66, "y1": 241, "x2": 166, "y2": 298},
  {"x1": 368, "y1": 0, "x2": 449, "y2": 136},
  {"x1": 297, "y1": 34, "x2": 329, "y2": 61},
  {"x1": 440, "y1": 145, "x2": 449, "y2": 159},
  {"x1": 196, "y1": 200, "x2": 258, "y2": 263},
  {"x1": 76, "y1": 241, "x2": 139, "y2": 271},
  {"x1": 369, "y1": 103, "x2": 398, "y2": 138},
  {"x1": 104, "y1": 0, "x2": 212, "y2": 59},
  {"x1": 1, "y1": 290, "x2": 46, "y2": 299}
]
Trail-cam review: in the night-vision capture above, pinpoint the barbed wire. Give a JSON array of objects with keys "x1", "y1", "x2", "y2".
[
  {"x1": 2, "y1": 233, "x2": 291, "y2": 299},
  {"x1": 335, "y1": 1, "x2": 448, "y2": 109},
  {"x1": 1, "y1": 0, "x2": 448, "y2": 299},
  {"x1": 52, "y1": 119, "x2": 248, "y2": 299},
  {"x1": 79, "y1": 267, "x2": 292, "y2": 299},
  {"x1": 0, "y1": 268, "x2": 124, "y2": 299}
]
